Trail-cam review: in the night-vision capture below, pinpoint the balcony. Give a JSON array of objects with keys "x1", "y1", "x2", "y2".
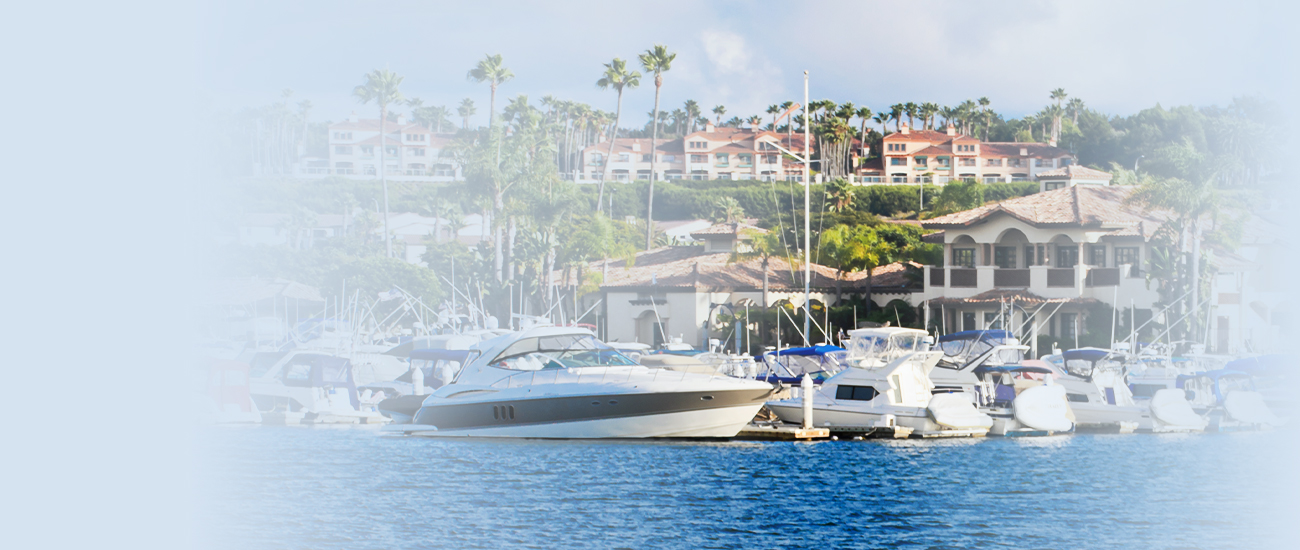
[
  {"x1": 1047, "y1": 268, "x2": 1075, "y2": 287},
  {"x1": 993, "y1": 269, "x2": 1030, "y2": 288},
  {"x1": 950, "y1": 268, "x2": 977, "y2": 288},
  {"x1": 929, "y1": 267, "x2": 945, "y2": 287},
  {"x1": 1085, "y1": 268, "x2": 1120, "y2": 287}
]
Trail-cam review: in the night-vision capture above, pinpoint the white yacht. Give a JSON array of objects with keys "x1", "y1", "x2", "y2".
[
  {"x1": 1179, "y1": 369, "x2": 1279, "y2": 431},
  {"x1": 393, "y1": 327, "x2": 775, "y2": 438},
  {"x1": 1041, "y1": 349, "x2": 1206, "y2": 433},
  {"x1": 928, "y1": 330, "x2": 1074, "y2": 436},
  {"x1": 247, "y1": 350, "x2": 389, "y2": 424},
  {"x1": 766, "y1": 328, "x2": 993, "y2": 438}
]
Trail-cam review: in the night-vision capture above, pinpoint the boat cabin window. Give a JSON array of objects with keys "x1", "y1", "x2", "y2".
[
  {"x1": 249, "y1": 351, "x2": 289, "y2": 378},
  {"x1": 489, "y1": 334, "x2": 638, "y2": 370},
  {"x1": 835, "y1": 385, "x2": 879, "y2": 401}
]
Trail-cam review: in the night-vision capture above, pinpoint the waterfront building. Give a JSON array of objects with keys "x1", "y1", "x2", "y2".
[
  {"x1": 308, "y1": 113, "x2": 462, "y2": 182},
  {"x1": 577, "y1": 122, "x2": 808, "y2": 183},
  {"x1": 858, "y1": 123, "x2": 1075, "y2": 184}
]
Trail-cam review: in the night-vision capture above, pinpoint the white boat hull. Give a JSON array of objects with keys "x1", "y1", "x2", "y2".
[
  {"x1": 766, "y1": 402, "x2": 987, "y2": 438},
  {"x1": 411, "y1": 403, "x2": 762, "y2": 438}
]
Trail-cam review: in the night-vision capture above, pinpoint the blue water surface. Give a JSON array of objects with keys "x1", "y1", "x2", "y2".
[{"x1": 196, "y1": 427, "x2": 1300, "y2": 549}]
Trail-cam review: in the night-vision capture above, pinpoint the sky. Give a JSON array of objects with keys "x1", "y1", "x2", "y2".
[{"x1": 198, "y1": 0, "x2": 1300, "y2": 126}]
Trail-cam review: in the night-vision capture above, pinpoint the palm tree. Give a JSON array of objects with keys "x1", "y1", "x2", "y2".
[
  {"x1": 1049, "y1": 88, "x2": 1067, "y2": 141},
  {"x1": 889, "y1": 104, "x2": 905, "y2": 131},
  {"x1": 781, "y1": 100, "x2": 795, "y2": 138},
  {"x1": 903, "y1": 102, "x2": 919, "y2": 129},
  {"x1": 683, "y1": 99, "x2": 702, "y2": 134},
  {"x1": 712, "y1": 105, "x2": 726, "y2": 124},
  {"x1": 467, "y1": 54, "x2": 514, "y2": 129},
  {"x1": 639, "y1": 44, "x2": 676, "y2": 250},
  {"x1": 767, "y1": 104, "x2": 781, "y2": 128},
  {"x1": 458, "y1": 98, "x2": 476, "y2": 129},
  {"x1": 748, "y1": 115, "x2": 763, "y2": 130},
  {"x1": 730, "y1": 228, "x2": 782, "y2": 347},
  {"x1": 854, "y1": 107, "x2": 873, "y2": 152},
  {"x1": 825, "y1": 178, "x2": 854, "y2": 212},
  {"x1": 1067, "y1": 97, "x2": 1085, "y2": 125},
  {"x1": 977, "y1": 97, "x2": 991, "y2": 140},
  {"x1": 353, "y1": 68, "x2": 405, "y2": 258},
  {"x1": 713, "y1": 196, "x2": 745, "y2": 223},
  {"x1": 595, "y1": 57, "x2": 641, "y2": 209}
]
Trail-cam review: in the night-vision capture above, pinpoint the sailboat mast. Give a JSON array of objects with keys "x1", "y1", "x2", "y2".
[{"x1": 803, "y1": 70, "x2": 811, "y2": 346}]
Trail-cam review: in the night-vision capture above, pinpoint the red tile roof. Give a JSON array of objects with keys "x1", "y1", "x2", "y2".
[
  {"x1": 911, "y1": 145, "x2": 951, "y2": 156},
  {"x1": 1035, "y1": 165, "x2": 1114, "y2": 180},
  {"x1": 883, "y1": 129, "x2": 960, "y2": 142},
  {"x1": 980, "y1": 142, "x2": 1072, "y2": 158},
  {"x1": 922, "y1": 185, "x2": 1168, "y2": 238}
]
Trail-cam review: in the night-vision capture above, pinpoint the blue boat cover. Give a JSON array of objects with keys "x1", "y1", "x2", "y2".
[
  {"x1": 765, "y1": 345, "x2": 845, "y2": 357},
  {"x1": 409, "y1": 348, "x2": 476, "y2": 362},
  {"x1": 1062, "y1": 348, "x2": 1111, "y2": 362},
  {"x1": 937, "y1": 330, "x2": 1011, "y2": 343}
]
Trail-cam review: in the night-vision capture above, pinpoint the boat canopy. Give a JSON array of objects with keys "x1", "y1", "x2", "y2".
[
  {"x1": 937, "y1": 330, "x2": 1012, "y2": 343},
  {"x1": 765, "y1": 345, "x2": 845, "y2": 357},
  {"x1": 1225, "y1": 355, "x2": 1289, "y2": 376},
  {"x1": 409, "y1": 348, "x2": 477, "y2": 362},
  {"x1": 1062, "y1": 348, "x2": 1113, "y2": 362}
]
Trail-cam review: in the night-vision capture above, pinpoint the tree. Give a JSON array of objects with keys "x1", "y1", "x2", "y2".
[
  {"x1": 458, "y1": 98, "x2": 476, "y2": 130},
  {"x1": 639, "y1": 44, "x2": 676, "y2": 250},
  {"x1": 824, "y1": 178, "x2": 854, "y2": 212},
  {"x1": 855, "y1": 106, "x2": 873, "y2": 146},
  {"x1": 595, "y1": 57, "x2": 641, "y2": 209},
  {"x1": 712, "y1": 196, "x2": 745, "y2": 223},
  {"x1": 683, "y1": 99, "x2": 702, "y2": 134},
  {"x1": 730, "y1": 228, "x2": 783, "y2": 348},
  {"x1": 712, "y1": 104, "x2": 726, "y2": 124},
  {"x1": 467, "y1": 54, "x2": 514, "y2": 129},
  {"x1": 1067, "y1": 97, "x2": 1085, "y2": 125},
  {"x1": 1050, "y1": 88, "x2": 1068, "y2": 141},
  {"x1": 353, "y1": 68, "x2": 405, "y2": 258}
]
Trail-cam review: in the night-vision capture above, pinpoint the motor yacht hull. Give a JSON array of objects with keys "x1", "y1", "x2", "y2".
[
  {"x1": 1069, "y1": 403, "x2": 1144, "y2": 432},
  {"x1": 765, "y1": 402, "x2": 988, "y2": 438},
  {"x1": 409, "y1": 387, "x2": 772, "y2": 438}
]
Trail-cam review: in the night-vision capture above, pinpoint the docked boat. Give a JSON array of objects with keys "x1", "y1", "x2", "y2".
[
  {"x1": 1179, "y1": 369, "x2": 1280, "y2": 431},
  {"x1": 248, "y1": 350, "x2": 389, "y2": 424},
  {"x1": 394, "y1": 327, "x2": 775, "y2": 438},
  {"x1": 928, "y1": 330, "x2": 1074, "y2": 436},
  {"x1": 1042, "y1": 349, "x2": 1205, "y2": 433},
  {"x1": 766, "y1": 328, "x2": 993, "y2": 438},
  {"x1": 756, "y1": 345, "x2": 850, "y2": 384}
]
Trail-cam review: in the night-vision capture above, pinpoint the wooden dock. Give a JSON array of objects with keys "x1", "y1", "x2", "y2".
[{"x1": 734, "y1": 423, "x2": 831, "y2": 441}]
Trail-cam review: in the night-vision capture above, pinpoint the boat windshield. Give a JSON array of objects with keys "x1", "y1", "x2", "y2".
[
  {"x1": 488, "y1": 334, "x2": 638, "y2": 371},
  {"x1": 847, "y1": 332, "x2": 927, "y2": 366}
]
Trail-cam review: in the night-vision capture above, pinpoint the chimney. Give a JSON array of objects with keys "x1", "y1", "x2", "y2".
[
  {"x1": 1048, "y1": 139, "x2": 1057, "y2": 147},
  {"x1": 1019, "y1": 147, "x2": 1028, "y2": 156},
  {"x1": 900, "y1": 122, "x2": 910, "y2": 135},
  {"x1": 705, "y1": 121, "x2": 716, "y2": 132},
  {"x1": 632, "y1": 142, "x2": 642, "y2": 152},
  {"x1": 945, "y1": 124, "x2": 955, "y2": 136},
  {"x1": 348, "y1": 111, "x2": 359, "y2": 123}
]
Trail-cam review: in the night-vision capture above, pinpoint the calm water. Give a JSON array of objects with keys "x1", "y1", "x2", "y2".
[{"x1": 197, "y1": 427, "x2": 1300, "y2": 549}]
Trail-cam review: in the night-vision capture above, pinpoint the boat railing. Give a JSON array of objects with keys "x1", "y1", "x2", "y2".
[{"x1": 489, "y1": 365, "x2": 726, "y2": 389}]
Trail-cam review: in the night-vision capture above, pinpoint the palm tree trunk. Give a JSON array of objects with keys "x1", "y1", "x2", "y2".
[
  {"x1": 598, "y1": 89, "x2": 623, "y2": 210},
  {"x1": 489, "y1": 83, "x2": 497, "y2": 129},
  {"x1": 646, "y1": 79, "x2": 662, "y2": 250},
  {"x1": 494, "y1": 191, "x2": 504, "y2": 282},
  {"x1": 381, "y1": 105, "x2": 391, "y2": 258},
  {"x1": 507, "y1": 215, "x2": 517, "y2": 281}
]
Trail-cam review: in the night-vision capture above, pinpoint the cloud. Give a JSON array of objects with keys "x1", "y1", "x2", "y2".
[{"x1": 693, "y1": 29, "x2": 785, "y2": 118}]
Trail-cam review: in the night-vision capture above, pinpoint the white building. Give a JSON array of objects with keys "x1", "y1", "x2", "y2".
[
  {"x1": 304, "y1": 112, "x2": 462, "y2": 182},
  {"x1": 578, "y1": 123, "x2": 808, "y2": 183}
]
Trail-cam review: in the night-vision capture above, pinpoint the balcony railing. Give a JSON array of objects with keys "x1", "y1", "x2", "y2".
[
  {"x1": 1047, "y1": 268, "x2": 1075, "y2": 287},
  {"x1": 1085, "y1": 268, "x2": 1120, "y2": 287},
  {"x1": 993, "y1": 269, "x2": 1030, "y2": 287},
  {"x1": 929, "y1": 267, "x2": 945, "y2": 287},
  {"x1": 950, "y1": 268, "x2": 977, "y2": 288}
]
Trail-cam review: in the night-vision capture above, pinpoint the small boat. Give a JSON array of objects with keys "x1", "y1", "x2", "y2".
[
  {"x1": 1178, "y1": 369, "x2": 1280, "y2": 431},
  {"x1": 248, "y1": 350, "x2": 389, "y2": 424},
  {"x1": 766, "y1": 328, "x2": 993, "y2": 438},
  {"x1": 756, "y1": 345, "x2": 849, "y2": 385},
  {"x1": 1043, "y1": 349, "x2": 1205, "y2": 433},
  {"x1": 929, "y1": 330, "x2": 1074, "y2": 436},
  {"x1": 393, "y1": 327, "x2": 775, "y2": 438}
]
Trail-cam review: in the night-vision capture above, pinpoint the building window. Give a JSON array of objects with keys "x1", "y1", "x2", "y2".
[
  {"x1": 937, "y1": 157, "x2": 950, "y2": 167},
  {"x1": 984, "y1": 312, "x2": 1003, "y2": 330},
  {"x1": 663, "y1": 155, "x2": 675, "y2": 162},
  {"x1": 986, "y1": 158, "x2": 1003, "y2": 166},
  {"x1": 957, "y1": 144, "x2": 976, "y2": 152},
  {"x1": 589, "y1": 154, "x2": 604, "y2": 166},
  {"x1": 385, "y1": 146, "x2": 398, "y2": 157},
  {"x1": 994, "y1": 246, "x2": 1017, "y2": 269},
  {"x1": 411, "y1": 148, "x2": 425, "y2": 156},
  {"x1": 887, "y1": 143, "x2": 905, "y2": 152},
  {"x1": 835, "y1": 385, "x2": 878, "y2": 401},
  {"x1": 890, "y1": 157, "x2": 907, "y2": 166},
  {"x1": 717, "y1": 172, "x2": 732, "y2": 180},
  {"x1": 1115, "y1": 247, "x2": 1140, "y2": 276},
  {"x1": 952, "y1": 248, "x2": 975, "y2": 268},
  {"x1": 983, "y1": 175, "x2": 1002, "y2": 183},
  {"x1": 1060, "y1": 313, "x2": 1078, "y2": 339},
  {"x1": 641, "y1": 154, "x2": 652, "y2": 162},
  {"x1": 914, "y1": 157, "x2": 928, "y2": 167},
  {"x1": 715, "y1": 153, "x2": 729, "y2": 166},
  {"x1": 1089, "y1": 246, "x2": 1106, "y2": 267},
  {"x1": 618, "y1": 153, "x2": 630, "y2": 162},
  {"x1": 962, "y1": 312, "x2": 977, "y2": 331},
  {"x1": 1057, "y1": 246, "x2": 1078, "y2": 268},
  {"x1": 958, "y1": 158, "x2": 976, "y2": 167},
  {"x1": 334, "y1": 145, "x2": 352, "y2": 155},
  {"x1": 1044, "y1": 181, "x2": 1066, "y2": 191},
  {"x1": 1036, "y1": 158, "x2": 1052, "y2": 167},
  {"x1": 761, "y1": 154, "x2": 777, "y2": 164},
  {"x1": 737, "y1": 153, "x2": 753, "y2": 166},
  {"x1": 332, "y1": 132, "x2": 353, "y2": 140},
  {"x1": 1008, "y1": 159, "x2": 1023, "y2": 167},
  {"x1": 690, "y1": 154, "x2": 707, "y2": 163},
  {"x1": 1024, "y1": 245, "x2": 1036, "y2": 266},
  {"x1": 361, "y1": 146, "x2": 374, "y2": 156},
  {"x1": 689, "y1": 141, "x2": 706, "y2": 149}
]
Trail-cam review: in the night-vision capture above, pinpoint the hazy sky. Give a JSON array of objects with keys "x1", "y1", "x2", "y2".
[{"x1": 202, "y1": 0, "x2": 1298, "y2": 125}]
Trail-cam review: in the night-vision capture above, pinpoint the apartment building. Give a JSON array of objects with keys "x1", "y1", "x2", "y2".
[
  {"x1": 579, "y1": 123, "x2": 807, "y2": 182},
  {"x1": 860, "y1": 123, "x2": 1075, "y2": 184},
  {"x1": 307, "y1": 112, "x2": 462, "y2": 182}
]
